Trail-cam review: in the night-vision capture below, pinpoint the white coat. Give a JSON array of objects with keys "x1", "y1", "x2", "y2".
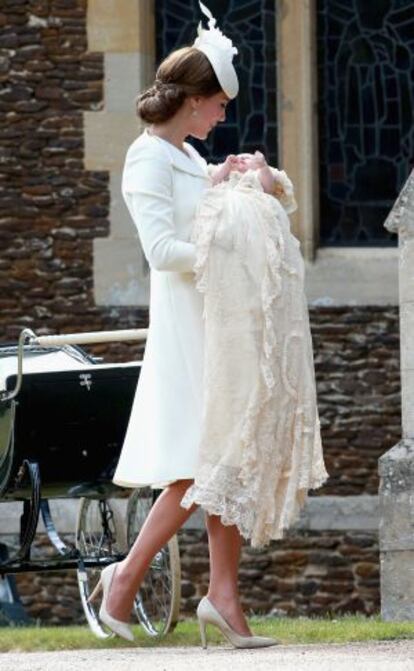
[{"x1": 113, "y1": 128, "x2": 211, "y2": 488}]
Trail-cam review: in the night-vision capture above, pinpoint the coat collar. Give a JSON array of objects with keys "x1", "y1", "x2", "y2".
[{"x1": 143, "y1": 128, "x2": 208, "y2": 179}]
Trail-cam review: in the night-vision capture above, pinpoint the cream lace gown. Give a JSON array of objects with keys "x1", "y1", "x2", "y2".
[{"x1": 181, "y1": 169, "x2": 328, "y2": 548}]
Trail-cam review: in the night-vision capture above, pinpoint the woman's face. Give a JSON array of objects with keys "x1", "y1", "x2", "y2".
[{"x1": 188, "y1": 91, "x2": 230, "y2": 139}]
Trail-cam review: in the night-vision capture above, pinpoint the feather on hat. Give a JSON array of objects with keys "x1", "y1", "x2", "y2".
[{"x1": 193, "y1": 2, "x2": 239, "y2": 99}]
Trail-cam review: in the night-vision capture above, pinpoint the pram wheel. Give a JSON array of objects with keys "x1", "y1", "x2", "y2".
[{"x1": 76, "y1": 497, "x2": 126, "y2": 638}]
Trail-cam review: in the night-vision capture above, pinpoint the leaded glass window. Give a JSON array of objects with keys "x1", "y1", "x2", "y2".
[
  {"x1": 317, "y1": 0, "x2": 414, "y2": 246},
  {"x1": 155, "y1": 0, "x2": 278, "y2": 167}
]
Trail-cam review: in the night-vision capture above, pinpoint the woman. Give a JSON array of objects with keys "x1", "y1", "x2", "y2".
[
  {"x1": 89, "y1": 6, "x2": 278, "y2": 649},
  {"x1": 90, "y1": 3, "x2": 325, "y2": 647}
]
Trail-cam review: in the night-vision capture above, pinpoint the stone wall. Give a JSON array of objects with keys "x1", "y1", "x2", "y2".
[
  {"x1": 182, "y1": 529, "x2": 380, "y2": 617},
  {"x1": 8, "y1": 527, "x2": 379, "y2": 624},
  {"x1": 0, "y1": 0, "x2": 145, "y2": 362},
  {"x1": 312, "y1": 305, "x2": 400, "y2": 495}
]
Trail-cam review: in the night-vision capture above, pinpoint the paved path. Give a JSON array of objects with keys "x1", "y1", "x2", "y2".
[{"x1": 1, "y1": 641, "x2": 413, "y2": 671}]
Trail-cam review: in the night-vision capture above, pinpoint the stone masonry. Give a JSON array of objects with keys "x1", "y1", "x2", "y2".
[
  {"x1": 379, "y1": 171, "x2": 414, "y2": 621},
  {"x1": 0, "y1": 0, "x2": 145, "y2": 362}
]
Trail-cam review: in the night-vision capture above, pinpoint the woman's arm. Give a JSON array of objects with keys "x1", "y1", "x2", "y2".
[{"x1": 122, "y1": 147, "x2": 196, "y2": 272}]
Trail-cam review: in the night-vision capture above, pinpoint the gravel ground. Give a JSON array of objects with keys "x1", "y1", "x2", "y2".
[{"x1": 1, "y1": 641, "x2": 413, "y2": 671}]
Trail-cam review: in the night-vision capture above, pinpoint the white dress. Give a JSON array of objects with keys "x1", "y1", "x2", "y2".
[
  {"x1": 113, "y1": 129, "x2": 210, "y2": 488},
  {"x1": 180, "y1": 170, "x2": 328, "y2": 547}
]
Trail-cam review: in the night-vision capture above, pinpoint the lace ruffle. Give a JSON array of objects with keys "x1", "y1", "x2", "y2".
[{"x1": 182, "y1": 175, "x2": 328, "y2": 548}]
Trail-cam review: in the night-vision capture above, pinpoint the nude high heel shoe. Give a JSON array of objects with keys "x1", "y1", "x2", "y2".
[
  {"x1": 197, "y1": 596, "x2": 278, "y2": 649},
  {"x1": 88, "y1": 563, "x2": 134, "y2": 642}
]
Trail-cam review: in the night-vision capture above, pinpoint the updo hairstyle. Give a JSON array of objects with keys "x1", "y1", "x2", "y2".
[{"x1": 136, "y1": 47, "x2": 222, "y2": 124}]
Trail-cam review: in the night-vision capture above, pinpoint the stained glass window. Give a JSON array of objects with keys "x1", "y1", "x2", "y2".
[
  {"x1": 317, "y1": 0, "x2": 414, "y2": 245},
  {"x1": 155, "y1": 0, "x2": 278, "y2": 167}
]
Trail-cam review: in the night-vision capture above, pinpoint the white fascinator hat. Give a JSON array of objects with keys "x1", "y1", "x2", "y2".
[{"x1": 192, "y1": 1, "x2": 239, "y2": 99}]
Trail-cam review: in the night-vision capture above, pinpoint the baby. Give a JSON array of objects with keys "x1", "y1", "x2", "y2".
[{"x1": 209, "y1": 151, "x2": 297, "y2": 213}]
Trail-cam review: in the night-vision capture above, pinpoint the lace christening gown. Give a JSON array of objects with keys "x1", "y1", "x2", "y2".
[{"x1": 181, "y1": 168, "x2": 328, "y2": 548}]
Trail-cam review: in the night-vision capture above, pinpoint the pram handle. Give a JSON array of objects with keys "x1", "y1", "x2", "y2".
[
  {"x1": 34, "y1": 329, "x2": 148, "y2": 347},
  {"x1": 1, "y1": 328, "x2": 148, "y2": 403}
]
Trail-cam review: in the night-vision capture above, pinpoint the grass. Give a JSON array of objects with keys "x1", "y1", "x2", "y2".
[{"x1": 0, "y1": 616, "x2": 413, "y2": 652}]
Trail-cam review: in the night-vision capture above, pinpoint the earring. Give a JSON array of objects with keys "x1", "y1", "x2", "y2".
[{"x1": 191, "y1": 109, "x2": 198, "y2": 117}]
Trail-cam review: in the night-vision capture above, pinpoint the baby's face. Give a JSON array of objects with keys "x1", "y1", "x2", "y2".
[
  {"x1": 237, "y1": 153, "x2": 255, "y2": 170},
  {"x1": 236, "y1": 152, "x2": 265, "y2": 171}
]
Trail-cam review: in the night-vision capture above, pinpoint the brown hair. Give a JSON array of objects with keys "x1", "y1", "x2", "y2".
[{"x1": 136, "y1": 47, "x2": 222, "y2": 124}]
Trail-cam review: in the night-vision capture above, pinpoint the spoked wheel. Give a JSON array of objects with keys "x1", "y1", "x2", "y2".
[
  {"x1": 76, "y1": 498, "x2": 127, "y2": 638},
  {"x1": 127, "y1": 487, "x2": 181, "y2": 637}
]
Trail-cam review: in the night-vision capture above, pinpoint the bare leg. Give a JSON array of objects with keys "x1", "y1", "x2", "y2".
[
  {"x1": 205, "y1": 514, "x2": 251, "y2": 636},
  {"x1": 106, "y1": 479, "x2": 197, "y2": 622}
]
